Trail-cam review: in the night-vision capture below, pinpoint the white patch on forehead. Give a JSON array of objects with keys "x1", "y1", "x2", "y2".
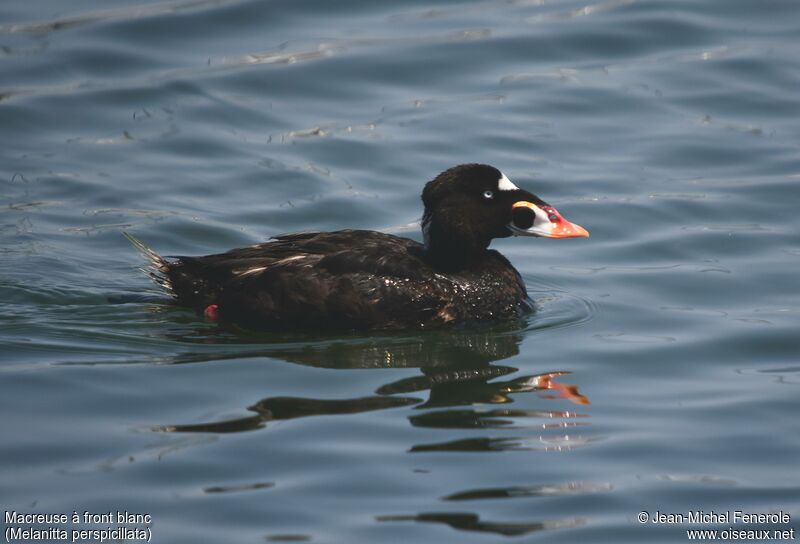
[{"x1": 497, "y1": 172, "x2": 519, "y2": 191}]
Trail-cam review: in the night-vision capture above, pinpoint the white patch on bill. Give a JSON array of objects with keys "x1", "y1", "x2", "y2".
[
  {"x1": 532, "y1": 205, "x2": 553, "y2": 231},
  {"x1": 497, "y1": 172, "x2": 519, "y2": 191}
]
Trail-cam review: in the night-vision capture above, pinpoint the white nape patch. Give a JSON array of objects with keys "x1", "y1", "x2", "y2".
[{"x1": 497, "y1": 172, "x2": 519, "y2": 191}]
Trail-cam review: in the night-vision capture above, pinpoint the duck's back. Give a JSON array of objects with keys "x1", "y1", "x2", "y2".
[{"x1": 160, "y1": 230, "x2": 529, "y2": 330}]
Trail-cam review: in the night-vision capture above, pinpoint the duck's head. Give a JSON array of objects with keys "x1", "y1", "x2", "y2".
[{"x1": 421, "y1": 164, "x2": 588, "y2": 270}]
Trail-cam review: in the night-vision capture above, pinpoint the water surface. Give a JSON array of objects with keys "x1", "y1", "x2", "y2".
[{"x1": 2, "y1": 0, "x2": 799, "y2": 542}]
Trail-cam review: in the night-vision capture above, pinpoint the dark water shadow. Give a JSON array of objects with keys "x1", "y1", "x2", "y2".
[
  {"x1": 159, "y1": 395, "x2": 422, "y2": 433},
  {"x1": 442, "y1": 481, "x2": 613, "y2": 501},
  {"x1": 376, "y1": 511, "x2": 586, "y2": 537}
]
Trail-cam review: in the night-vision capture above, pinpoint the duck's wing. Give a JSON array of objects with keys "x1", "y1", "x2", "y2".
[
  {"x1": 212, "y1": 231, "x2": 438, "y2": 329},
  {"x1": 161, "y1": 230, "x2": 426, "y2": 318},
  {"x1": 161, "y1": 232, "x2": 327, "y2": 310}
]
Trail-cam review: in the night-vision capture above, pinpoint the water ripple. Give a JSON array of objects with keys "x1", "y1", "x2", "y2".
[
  {"x1": 3, "y1": 0, "x2": 799, "y2": 541},
  {"x1": 0, "y1": 0, "x2": 237, "y2": 35}
]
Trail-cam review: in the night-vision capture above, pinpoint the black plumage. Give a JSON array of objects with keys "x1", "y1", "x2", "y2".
[{"x1": 126, "y1": 164, "x2": 588, "y2": 330}]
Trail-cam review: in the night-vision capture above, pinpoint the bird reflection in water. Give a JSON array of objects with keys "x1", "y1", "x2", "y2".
[
  {"x1": 156, "y1": 329, "x2": 591, "y2": 443},
  {"x1": 154, "y1": 328, "x2": 595, "y2": 539}
]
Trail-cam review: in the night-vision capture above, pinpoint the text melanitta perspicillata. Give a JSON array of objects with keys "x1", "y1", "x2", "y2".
[{"x1": 127, "y1": 164, "x2": 588, "y2": 330}]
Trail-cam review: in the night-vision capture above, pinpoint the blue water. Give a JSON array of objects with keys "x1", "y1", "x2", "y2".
[{"x1": 2, "y1": 1, "x2": 799, "y2": 542}]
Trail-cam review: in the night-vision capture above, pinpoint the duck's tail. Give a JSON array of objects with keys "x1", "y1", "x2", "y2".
[{"x1": 123, "y1": 231, "x2": 175, "y2": 295}]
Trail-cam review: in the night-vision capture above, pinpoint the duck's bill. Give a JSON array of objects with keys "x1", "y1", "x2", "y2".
[{"x1": 508, "y1": 201, "x2": 589, "y2": 239}]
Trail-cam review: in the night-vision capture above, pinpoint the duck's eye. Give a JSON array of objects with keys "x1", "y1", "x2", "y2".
[{"x1": 483, "y1": 190, "x2": 494, "y2": 199}]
